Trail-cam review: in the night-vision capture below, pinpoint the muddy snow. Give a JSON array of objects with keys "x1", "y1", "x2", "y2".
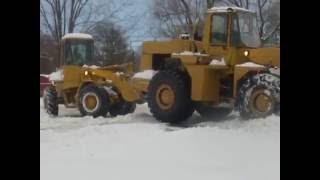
[{"x1": 40, "y1": 98, "x2": 280, "y2": 180}]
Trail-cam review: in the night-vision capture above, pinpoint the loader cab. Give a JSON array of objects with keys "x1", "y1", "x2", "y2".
[
  {"x1": 59, "y1": 33, "x2": 94, "y2": 90},
  {"x1": 60, "y1": 33, "x2": 94, "y2": 66},
  {"x1": 203, "y1": 7, "x2": 261, "y2": 49}
]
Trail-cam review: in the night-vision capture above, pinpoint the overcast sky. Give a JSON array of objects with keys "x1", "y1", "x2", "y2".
[{"x1": 110, "y1": 0, "x2": 154, "y2": 49}]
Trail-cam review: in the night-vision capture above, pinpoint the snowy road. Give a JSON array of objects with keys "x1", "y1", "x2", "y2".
[{"x1": 40, "y1": 98, "x2": 280, "y2": 180}]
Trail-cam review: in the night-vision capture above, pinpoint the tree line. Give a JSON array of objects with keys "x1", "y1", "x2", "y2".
[{"x1": 40, "y1": 0, "x2": 280, "y2": 70}]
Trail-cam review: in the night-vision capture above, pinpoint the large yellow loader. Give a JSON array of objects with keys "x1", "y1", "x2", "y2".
[{"x1": 133, "y1": 7, "x2": 280, "y2": 123}]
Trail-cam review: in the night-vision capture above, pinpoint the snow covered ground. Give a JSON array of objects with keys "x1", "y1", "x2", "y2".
[{"x1": 40, "y1": 98, "x2": 280, "y2": 180}]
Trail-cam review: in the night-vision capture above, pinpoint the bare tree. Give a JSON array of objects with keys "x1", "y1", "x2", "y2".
[
  {"x1": 260, "y1": 1, "x2": 279, "y2": 44},
  {"x1": 40, "y1": 0, "x2": 138, "y2": 67},
  {"x1": 90, "y1": 20, "x2": 134, "y2": 66},
  {"x1": 150, "y1": 0, "x2": 207, "y2": 39},
  {"x1": 40, "y1": 31, "x2": 59, "y2": 67},
  {"x1": 40, "y1": 0, "x2": 93, "y2": 43}
]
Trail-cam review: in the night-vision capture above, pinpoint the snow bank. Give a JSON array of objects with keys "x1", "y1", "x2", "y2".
[
  {"x1": 236, "y1": 62, "x2": 265, "y2": 68},
  {"x1": 179, "y1": 33, "x2": 190, "y2": 39},
  {"x1": 49, "y1": 69, "x2": 64, "y2": 81},
  {"x1": 115, "y1": 72, "x2": 125, "y2": 76},
  {"x1": 172, "y1": 51, "x2": 209, "y2": 57},
  {"x1": 62, "y1": 33, "x2": 93, "y2": 40},
  {"x1": 133, "y1": 70, "x2": 158, "y2": 80},
  {"x1": 210, "y1": 58, "x2": 226, "y2": 66},
  {"x1": 40, "y1": 98, "x2": 280, "y2": 180},
  {"x1": 83, "y1": 64, "x2": 100, "y2": 69},
  {"x1": 40, "y1": 74, "x2": 49, "y2": 78}
]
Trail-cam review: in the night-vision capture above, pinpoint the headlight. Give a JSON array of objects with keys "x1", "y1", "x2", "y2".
[
  {"x1": 84, "y1": 70, "x2": 89, "y2": 76},
  {"x1": 244, "y1": 50, "x2": 249, "y2": 57}
]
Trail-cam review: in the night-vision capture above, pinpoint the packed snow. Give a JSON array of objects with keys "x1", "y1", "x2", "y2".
[
  {"x1": 40, "y1": 74, "x2": 49, "y2": 78},
  {"x1": 208, "y1": 6, "x2": 253, "y2": 13},
  {"x1": 83, "y1": 64, "x2": 101, "y2": 69},
  {"x1": 270, "y1": 67, "x2": 280, "y2": 76},
  {"x1": 179, "y1": 33, "x2": 190, "y2": 38},
  {"x1": 210, "y1": 58, "x2": 226, "y2": 66},
  {"x1": 62, "y1": 33, "x2": 93, "y2": 40},
  {"x1": 40, "y1": 98, "x2": 280, "y2": 180},
  {"x1": 115, "y1": 72, "x2": 125, "y2": 76},
  {"x1": 172, "y1": 51, "x2": 209, "y2": 57},
  {"x1": 132, "y1": 70, "x2": 158, "y2": 80},
  {"x1": 236, "y1": 62, "x2": 265, "y2": 68},
  {"x1": 49, "y1": 69, "x2": 64, "y2": 81}
]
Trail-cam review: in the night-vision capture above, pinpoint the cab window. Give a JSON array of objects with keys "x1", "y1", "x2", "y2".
[{"x1": 211, "y1": 14, "x2": 228, "y2": 45}]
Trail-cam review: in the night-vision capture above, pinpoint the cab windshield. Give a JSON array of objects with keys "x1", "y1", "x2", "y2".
[
  {"x1": 64, "y1": 40, "x2": 93, "y2": 65},
  {"x1": 233, "y1": 12, "x2": 261, "y2": 48}
]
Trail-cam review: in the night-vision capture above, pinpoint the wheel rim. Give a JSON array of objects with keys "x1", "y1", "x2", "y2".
[
  {"x1": 249, "y1": 89, "x2": 275, "y2": 114},
  {"x1": 156, "y1": 84, "x2": 175, "y2": 110},
  {"x1": 82, "y1": 92, "x2": 99, "y2": 113}
]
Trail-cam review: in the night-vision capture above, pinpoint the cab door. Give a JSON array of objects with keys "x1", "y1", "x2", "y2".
[
  {"x1": 207, "y1": 13, "x2": 230, "y2": 60},
  {"x1": 63, "y1": 65, "x2": 83, "y2": 90},
  {"x1": 61, "y1": 40, "x2": 86, "y2": 90}
]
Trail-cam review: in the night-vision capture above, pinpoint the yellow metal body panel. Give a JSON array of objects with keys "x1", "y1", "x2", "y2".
[
  {"x1": 142, "y1": 39, "x2": 200, "y2": 54},
  {"x1": 140, "y1": 54, "x2": 153, "y2": 70},
  {"x1": 249, "y1": 47, "x2": 280, "y2": 67},
  {"x1": 171, "y1": 55, "x2": 199, "y2": 65},
  {"x1": 63, "y1": 65, "x2": 83, "y2": 89},
  {"x1": 131, "y1": 78, "x2": 149, "y2": 93},
  {"x1": 185, "y1": 65, "x2": 221, "y2": 102}
]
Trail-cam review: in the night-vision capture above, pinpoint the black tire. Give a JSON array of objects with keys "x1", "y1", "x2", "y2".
[
  {"x1": 196, "y1": 105, "x2": 232, "y2": 120},
  {"x1": 147, "y1": 70, "x2": 194, "y2": 123},
  {"x1": 109, "y1": 101, "x2": 136, "y2": 117},
  {"x1": 43, "y1": 86, "x2": 58, "y2": 116},
  {"x1": 236, "y1": 73, "x2": 280, "y2": 119},
  {"x1": 78, "y1": 84, "x2": 109, "y2": 117}
]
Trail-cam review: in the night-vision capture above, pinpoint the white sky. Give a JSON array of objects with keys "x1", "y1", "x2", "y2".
[{"x1": 110, "y1": 0, "x2": 154, "y2": 49}]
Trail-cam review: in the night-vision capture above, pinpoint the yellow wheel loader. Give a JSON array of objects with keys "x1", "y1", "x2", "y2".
[
  {"x1": 133, "y1": 7, "x2": 280, "y2": 123},
  {"x1": 43, "y1": 33, "x2": 141, "y2": 117}
]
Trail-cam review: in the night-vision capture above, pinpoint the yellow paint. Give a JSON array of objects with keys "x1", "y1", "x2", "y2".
[
  {"x1": 140, "y1": 54, "x2": 153, "y2": 70},
  {"x1": 185, "y1": 65, "x2": 221, "y2": 102},
  {"x1": 249, "y1": 47, "x2": 280, "y2": 67},
  {"x1": 155, "y1": 84, "x2": 175, "y2": 110},
  {"x1": 63, "y1": 65, "x2": 83, "y2": 90},
  {"x1": 131, "y1": 78, "x2": 150, "y2": 93},
  {"x1": 250, "y1": 89, "x2": 273, "y2": 113},
  {"x1": 84, "y1": 94, "x2": 98, "y2": 110}
]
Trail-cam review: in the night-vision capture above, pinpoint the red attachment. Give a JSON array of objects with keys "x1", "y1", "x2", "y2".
[{"x1": 40, "y1": 75, "x2": 51, "y2": 97}]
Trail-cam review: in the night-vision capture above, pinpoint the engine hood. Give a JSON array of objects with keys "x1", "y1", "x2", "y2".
[{"x1": 248, "y1": 47, "x2": 280, "y2": 67}]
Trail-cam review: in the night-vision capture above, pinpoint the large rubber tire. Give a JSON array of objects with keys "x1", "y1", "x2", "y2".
[
  {"x1": 43, "y1": 86, "x2": 58, "y2": 116},
  {"x1": 78, "y1": 84, "x2": 109, "y2": 117},
  {"x1": 147, "y1": 70, "x2": 195, "y2": 123},
  {"x1": 237, "y1": 73, "x2": 280, "y2": 119},
  {"x1": 109, "y1": 101, "x2": 136, "y2": 117},
  {"x1": 196, "y1": 105, "x2": 232, "y2": 120}
]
